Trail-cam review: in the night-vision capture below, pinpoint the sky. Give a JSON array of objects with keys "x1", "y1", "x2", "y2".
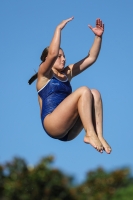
[{"x1": 0, "y1": 0, "x2": 133, "y2": 184}]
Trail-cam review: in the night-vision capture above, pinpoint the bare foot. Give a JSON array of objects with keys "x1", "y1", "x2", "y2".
[
  {"x1": 98, "y1": 137, "x2": 112, "y2": 154},
  {"x1": 84, "y1": 133, "x2": 103, "y2": 153}
]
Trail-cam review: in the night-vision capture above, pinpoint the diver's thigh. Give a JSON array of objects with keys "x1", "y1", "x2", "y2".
[
  {"x1": 65, "y1": 117, "x2": 83, "y2": 141},
  {"x1": 44, "y1": 89, "x2": 82, "y2": 137}
]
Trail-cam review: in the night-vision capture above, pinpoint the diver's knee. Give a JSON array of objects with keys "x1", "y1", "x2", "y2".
[
  {"x1": 80, "y1": 86, "x2": 92, "y2": 97},
  {"x1": 91, "y1": 89, "x2": 101, "y2": 100}
]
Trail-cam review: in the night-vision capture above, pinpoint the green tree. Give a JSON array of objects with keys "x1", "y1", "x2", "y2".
[
  {"x1": 1, "y1": 156, "x2": 76, "y2": 200},
  {"x1": 1, "y1": 157, "x2": 133, "y2": 200},
  {"x1": 76, "y1": 167, "x2": 133, "y2": 200},
  {"x1": 0, "y1": 165, "x2": 4, "y2": 198},
  {"x1": 112, "y1": 184, "x2": 133, "y2": 200}
]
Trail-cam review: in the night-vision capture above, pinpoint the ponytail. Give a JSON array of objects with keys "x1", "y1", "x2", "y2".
[
  {"x1": 28, "y1": 72, "x2": 38, "y2": 85},
  {"x1": 28, "y1": 46, "x2": 49, "y2": 85}
]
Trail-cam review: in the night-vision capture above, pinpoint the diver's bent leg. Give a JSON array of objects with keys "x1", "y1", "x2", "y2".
[
  {"x1": 77, "y1": 87, "x2": 103, "y2": 152},
  {"x1": 91, "y1": 89, "x2": 112, "y2": 154},
  {"x1": 44, "y1": 86, "x2": 103, "y2": 152}
]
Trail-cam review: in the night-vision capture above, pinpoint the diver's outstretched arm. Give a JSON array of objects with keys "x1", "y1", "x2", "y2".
[
  {"x1": 67, "y1": 18, "x2": 104, "y2": 78},
  {"x1": 38, "y1": 17, "x2": 74, "y2": 76}
]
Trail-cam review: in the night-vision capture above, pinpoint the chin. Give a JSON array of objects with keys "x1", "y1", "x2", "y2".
[{"x1": 59, "y1": 66, "x2": 65, "y2": 71}]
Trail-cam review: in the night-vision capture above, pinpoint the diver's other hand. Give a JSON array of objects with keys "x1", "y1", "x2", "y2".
[
  {"x1": 57, "y1": 17, "x2": 74, "y2": 30},
  {"x1": 88, "y1": 18, "x2": 104, "y2": 37}
]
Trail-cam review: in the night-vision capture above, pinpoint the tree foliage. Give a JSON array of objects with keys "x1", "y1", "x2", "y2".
[
  {"x1": 76, "y1": 167, "x2": 133, "y2": 200},
  {"x1": 0, "y1": 156, "x2": 133, "y2": 200},
  {"x1": 0, "y1": 156, "x2": 76, "y2": 200}
]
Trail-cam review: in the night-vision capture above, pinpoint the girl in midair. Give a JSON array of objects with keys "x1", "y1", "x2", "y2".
[{"x1": 29, "y1": 17, "x2": 111, "y2": 154}]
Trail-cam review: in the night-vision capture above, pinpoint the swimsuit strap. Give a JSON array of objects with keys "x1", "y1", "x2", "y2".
[{"x1": 38, "y1": 73, "x2": 68, "y2": 93}]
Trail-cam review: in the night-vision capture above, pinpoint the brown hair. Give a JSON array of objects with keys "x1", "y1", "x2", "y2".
[{"x1": 28, "y1": 47, "x2": 49, "y2": 85}]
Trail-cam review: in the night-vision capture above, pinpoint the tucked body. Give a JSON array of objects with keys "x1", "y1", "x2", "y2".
[{"x1": 29, "y1": 17, "x2": 111, "y2": 154}]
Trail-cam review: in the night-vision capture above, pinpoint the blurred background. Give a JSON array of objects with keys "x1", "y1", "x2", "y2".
[{"x1": 0, "y1": 0, "x2": 133, "y2": 188}]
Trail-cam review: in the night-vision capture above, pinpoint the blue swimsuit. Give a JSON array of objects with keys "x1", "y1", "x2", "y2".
[{"x1": 38, "y1": 75, "x2": 72, "y2": 141}]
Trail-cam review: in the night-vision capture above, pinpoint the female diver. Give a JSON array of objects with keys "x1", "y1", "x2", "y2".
[{"x1": 28, "y1": 17, "x2": 111, "y2": 154}]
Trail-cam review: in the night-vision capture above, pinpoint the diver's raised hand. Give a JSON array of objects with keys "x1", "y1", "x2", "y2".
[
  {"x1": 57, "y1": 17, "x2": 74, "y2": 30},
  {"x1": 88, "y1": 18, "x2": 104, "y2": 37}
]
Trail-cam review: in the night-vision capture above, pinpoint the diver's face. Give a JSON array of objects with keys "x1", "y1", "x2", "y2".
[{"x1": 53, "y1": 49, "x2": 66, "y2": 71}]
